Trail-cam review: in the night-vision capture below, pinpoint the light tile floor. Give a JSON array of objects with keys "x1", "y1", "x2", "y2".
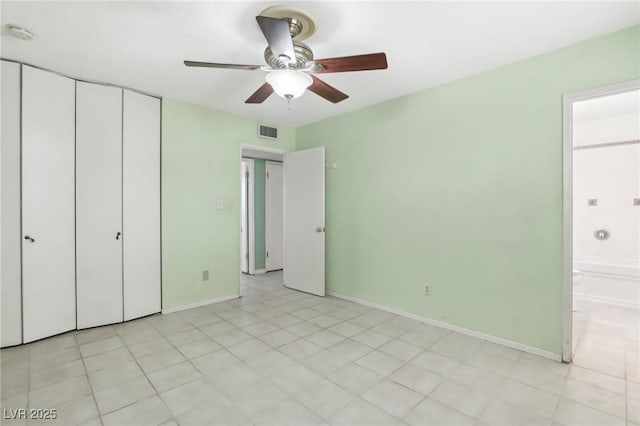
[{"x1": 1, "y1": 271, "x2": 637, "y2": 425}]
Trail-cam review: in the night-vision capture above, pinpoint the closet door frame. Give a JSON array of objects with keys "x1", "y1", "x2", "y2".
[
  {"x1": 1, "y1": 60, "x2": 23, "y2": 347},
  {"x1": 5, "y1": 60, "x2": 162, "y2": 344}
]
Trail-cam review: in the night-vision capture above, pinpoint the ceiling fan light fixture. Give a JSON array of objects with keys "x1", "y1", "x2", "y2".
[{"x1": 265, "y1": 70, "x2": 312, "y2": 100}]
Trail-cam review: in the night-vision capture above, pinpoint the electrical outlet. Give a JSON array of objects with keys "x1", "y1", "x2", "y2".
[
  {"x1": 202, "y1": 270, "x2": 209, "y2": 281},
  {"x1": 424, "y1": 285, "x2": 432, "y2": 295}
]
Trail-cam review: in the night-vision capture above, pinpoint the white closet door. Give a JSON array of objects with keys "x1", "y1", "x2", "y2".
[
  {"x1": 1, "y1": 61, "x2": 22, "y2": 347},
  {"x1": 265, "y1": 162, "x2": 284, "y2": 271},
  {"x1": 283, "y1": 147, "x2": 325, "y2": 296},
  {"x1": 76, "y1": 82, "x2": 123, "y2": 329},
  {"x1": 123, "y1": 90, "x2": 161, "y2": 320},
  {"x1": 22, "y1": 66, "x2": 76, "y2": 342}
]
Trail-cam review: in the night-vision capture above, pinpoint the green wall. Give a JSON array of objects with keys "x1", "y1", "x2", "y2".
[
  {"x1": 161, "y1": 26, "x2": 638, "y2": 354},
  {"x1": 295, "y1": 26, "x2": 639, "y2": 354},
  {"x1": 253, "y1": 159, "x2": 266, "y2": 270},
  {"x1": 162, "y1": 100, "x2": 295, "y2": 310}
]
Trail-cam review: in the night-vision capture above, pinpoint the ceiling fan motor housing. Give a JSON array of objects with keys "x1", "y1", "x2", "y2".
[{"x1": 264, "y1": 42, "x2": 313, "y2": 70}]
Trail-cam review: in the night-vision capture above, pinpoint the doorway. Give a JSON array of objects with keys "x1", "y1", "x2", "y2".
[
  {"x1": 239, "y1": 146, "x2": 285, "y2": 284},
  {"x1": 238, "y1": 144, "x2": 327, "y2": 298},
  {"x1": 562, "y1": 80, "x2": 640, "y2": 364}
]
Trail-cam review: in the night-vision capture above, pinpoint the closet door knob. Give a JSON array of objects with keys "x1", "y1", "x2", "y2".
[
  {"x1": 24, "y1": 235, "x2": 35, "y2": 243},
  {"x1": 116, "y1": 232, "x2": 121, "y2": 240}
]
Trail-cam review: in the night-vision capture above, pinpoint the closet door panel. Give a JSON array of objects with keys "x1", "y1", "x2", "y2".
[
  {"x1": 1, "y1": 60, "x2": 22, "y2": 347},
  {"x1": 76, "y1": 82, "x2": 123, "y2": 329},
  {"x1": 123, "y1": 90, "x2": 161, "y2": 320},
  {"x1": 22, "y1": 66, "x2": 76, "y2": 343}
]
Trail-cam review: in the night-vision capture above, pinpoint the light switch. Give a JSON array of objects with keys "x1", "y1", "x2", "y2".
[{"x1": 216, "y1": 199, "x2": 224, "y2": 210}]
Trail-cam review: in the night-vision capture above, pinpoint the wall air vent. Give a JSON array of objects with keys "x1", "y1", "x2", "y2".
[{"x1": 257, "y1": 123, "x2": 278, "y2": 140}]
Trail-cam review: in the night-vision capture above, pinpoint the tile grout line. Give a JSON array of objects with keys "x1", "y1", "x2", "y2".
[
  {"x1": 172, "y1": 283, "x2": 375, "y2": 422},
  {"x1": 78, "y1": 327, "x2": 163, "y2": 419},
  {"x1": 73, "y1": 333, "x2": 104, "y2": 425},
  {"x1": 115, "y1": 320, "x2": 183, "y2": 425},
  {"x1": 148, "y1": 311, "x2": 260, "y2": 423}
]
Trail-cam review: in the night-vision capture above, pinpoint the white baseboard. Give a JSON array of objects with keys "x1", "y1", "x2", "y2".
[
  {"x1": 254, "y1": 269, "x2": 267, "y2": 275},
  {"x1": 574, "y1": 293, "x2": 640, "y2": 310},
  {"x1": 327, "y1": 291, "x2": 562, "y2": 362},
  {"x1": 162, "y1": 294, "x2": 240, "y2": 314}
]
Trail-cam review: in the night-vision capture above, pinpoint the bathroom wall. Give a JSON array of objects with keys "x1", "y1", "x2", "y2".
[{"x1": 573, "y1": 91, "x2": 640, "y2": 308}]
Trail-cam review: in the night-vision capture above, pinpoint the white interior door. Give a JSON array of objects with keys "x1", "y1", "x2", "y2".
[
  {"x1": 266, "y1": 162, "x2": 283, "y2": 271},
  {"x1": 241, "y1": 162, "x2": 249, "y2": 273},
  {"x1": 123, "y1": 90, "x2": 161, "y2": 321},
  {"x1": 1, "y1": 60, "x2": 22, "y2": 347},
  {"x1": 76, "y1": 82, "x2": 123, "y2": 329},
  {"x1": 284, "y1": 147, "x2": 325, "y2": 296},
  {"x1": 22, "y1": 66, "x2": 76, "y2": 342}
]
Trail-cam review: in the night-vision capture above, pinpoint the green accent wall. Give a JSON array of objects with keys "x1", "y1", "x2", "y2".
[
  {"x1": 161, "y1": 26, "x2": 638, "y2": 354},
  {"x1": 253, "y1": 159, "x2": 266, "y2": 270},
  {"x1": 295, "y1": 26, "x2": 639, "y2": 354},
  {"x1": 162, "y1": 100, "x2": 295, "y2": 310}
]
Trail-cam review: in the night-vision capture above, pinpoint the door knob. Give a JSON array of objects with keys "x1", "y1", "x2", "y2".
[
  {"x1": 116, "y1": 232, "x2": 122, "y2": 240},
  {"x1": 315, "y1": 227, "x2": 325, "y2": 233},
  {"x1": 24, "y1": 235, "x2": 35, "y2": 243}
]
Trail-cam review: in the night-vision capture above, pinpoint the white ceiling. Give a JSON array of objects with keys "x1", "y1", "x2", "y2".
[
  {"x1": 2, "y1": 1, "x2": 638, "y2": 127},
  {"x1": 574, "y1": 90, "x2": 640, "y2": 122}
]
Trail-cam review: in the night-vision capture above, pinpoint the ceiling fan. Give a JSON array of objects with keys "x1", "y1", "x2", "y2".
[{"x1": 184, "y1": 6, "x2": 388, "y2": 104}]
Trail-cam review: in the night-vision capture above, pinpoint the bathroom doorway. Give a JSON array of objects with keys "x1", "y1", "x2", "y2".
[{"x1": 562, "y1": 80, "x2": 640, "y2": 366}]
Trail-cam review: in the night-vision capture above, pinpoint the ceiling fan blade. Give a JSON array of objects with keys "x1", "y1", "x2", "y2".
[
  {"x1": 309, "y1": 52, "x2": 388, "y2": 73},
  {"x1": 256, "y1": 16, "x2": 296, "y2": 64},
  {"x1": 184, "y1": 61, "x2": 262, "y2": 70},
  {"x1": 245, "y1": 82, "x2": 274, "y2": 104},
  {"x1": 307, "y1": 76, "x2": 348, "y2": 103}
]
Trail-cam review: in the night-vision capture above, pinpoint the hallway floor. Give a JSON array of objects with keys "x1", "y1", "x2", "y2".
[{"x1": 1, "y1": 271, "x2": 637, "y2": 425}]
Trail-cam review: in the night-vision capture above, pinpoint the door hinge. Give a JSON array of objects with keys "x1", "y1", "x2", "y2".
[
  {"x1": 245, "y1": 171, "x2": 249, "y2": 178},
  {"x1": 266, "y1": 251, "x2": 269, "y2": 258},
  {"x1": 267, "y1": 172, "x2": 269, "y2": 179}
]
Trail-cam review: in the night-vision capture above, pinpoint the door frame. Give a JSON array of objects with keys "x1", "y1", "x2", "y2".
[
  {"x1": 241, "y1": 160, "x2": 250, "y2": 274},
  {"x1": 238, "y1": 144, "x2": 285, "y2": 295},
  {"x1": 242, "y1": 158, "x2": 255, "y2": 275},
  {"x1": 265, "y1": 161, "x2": 284, "y2": 271},
  {"x1": 561, "y1": 78, "x2": 640, "y2": 362}
]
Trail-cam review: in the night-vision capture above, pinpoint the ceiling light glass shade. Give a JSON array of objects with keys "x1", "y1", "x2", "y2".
[{"x1": 265, "y1": 70, "x2": 312, "y2": 100}]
